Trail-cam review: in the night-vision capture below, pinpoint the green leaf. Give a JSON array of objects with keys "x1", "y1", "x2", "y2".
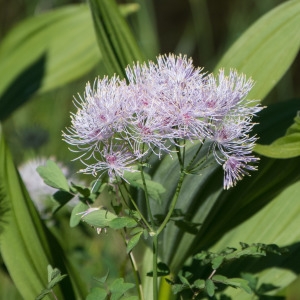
[
  {"x1": 205, "y1": 279, "x2": 215, "y2": 297},
  {"x1": 126, "y1": 231, "x2": 143, "y2": 253},
  {"x1": 108, "y1": 216, "x2": 138, "y2": 229},
  {"x1": 255, "y1": 114, "x2": 300, "y2": 158},
  {"x1": 81, "y1": 209, "x2": 117, "y2": 228},
  {"x1": 0, "y1": 126, "x2": 83, "y2": 299},
  {"x1": 52, "y1": 190, "x2": 74, "y2": 213},
  {"x1": 86, "y1": 287, "x2": 108, "y2": 300},
  {"x1": 193, "y1": 279, "x2": 205, "y2": 289},
  {"x1": 212, "y1": 275, "x2": 228, "y2": 284},
  {"x1": 88, "y1": 0, "x2": 144, "y2": 78},
  {"x1": 37, "y1": 160, "x2": 69, "y2": 191},
  {"x1": 215, "y1": 0, "x2": 300, "y2": 101}
]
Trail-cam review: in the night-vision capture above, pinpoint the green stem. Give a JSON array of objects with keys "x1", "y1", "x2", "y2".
[
  {"x1": 156, "y1": 170, "x2": 186, "y2": 236},
  {"x1": 129, "y1": 248, "x2": 145, "y2": 300},
  {"x1": 152, "y1": 234, "x2": 158, "y2": 300},
  {"x1": 121, "y1": 181, "x2": 153, "y2": 232},
  {"x1": 140, "y1": 166, "x2": 155, "y2": 228}
]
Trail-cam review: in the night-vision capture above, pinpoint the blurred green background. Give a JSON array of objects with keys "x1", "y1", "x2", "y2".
[{"x1": 0, "y1": 0, "x2": 299, "y2": 299}]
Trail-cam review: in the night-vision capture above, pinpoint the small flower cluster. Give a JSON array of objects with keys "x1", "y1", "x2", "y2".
[{"x1": 63, "y1": 54, "x2": 263, "y2": 189}]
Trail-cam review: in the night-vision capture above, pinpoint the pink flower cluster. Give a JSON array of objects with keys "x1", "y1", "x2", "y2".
[{"x1": 63, "y1": 54, "x2": 263, "y2": 189}]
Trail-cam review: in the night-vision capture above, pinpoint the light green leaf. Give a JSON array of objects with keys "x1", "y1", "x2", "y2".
[
  {"x1": 215, "y1": 0, "x2": 300, "y2": 101},
  {"x1": 109, "y1": 216, "x2": 138, "y2": 229},
  {"x1": 37, "y1": 160, "x2": 69, "y2": 191},
  {"x1": 255, "y1": 114, "x2": 300, "y2": 158},
  {"x1": 81, "y1": 209, "x2": 117, "y2": 228},
  {"x1": 70, "y1": 201, "x2": 89, "y2": 227},
  {"x1": 88, "y1": 0, "x2": 144, "y2": 78}
]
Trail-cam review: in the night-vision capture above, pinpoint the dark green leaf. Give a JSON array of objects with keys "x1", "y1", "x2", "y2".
[
  {"x1": 52, "y1": 190, "x2": 74, "y2": 213},
  {"x1": 37, "y1": 160, "x2": 69, "y2": 191},
  {"x1": 212, "y1": 256, "x2": 224, "y2": 269},
  {"x1": 174, "y1": 220, "x2": 201, "y2": 235},
  {"x1": 147, "y1": 262, "x2": 170, "y2": 277},
  {"x1": 88, "y1": 0, "x2": 144, "y2": 78},
  {"x1": 171, "y1": 284, "x2": 188, "y2": 294},
  {"x1": 71, "y1": 183, "x2": 91, "y2": 198}
]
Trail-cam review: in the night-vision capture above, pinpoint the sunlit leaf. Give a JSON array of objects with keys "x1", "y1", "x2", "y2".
[
  {"x1": 215, "y1": 0, "x2": 300, "y2": 101},
  {"x1": 255, "y1": 114, "x2": 300, "y2": 158}
]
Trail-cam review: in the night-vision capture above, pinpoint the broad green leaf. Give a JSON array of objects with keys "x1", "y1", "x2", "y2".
[
  {"x1": 215, "y1": 0, "x2": 300, "y2": 101},
  {"x1": 88, "y1": 0, "x2": 144, "y2": 78},
  {"x1": 0, "y1": 5, "x2": 101, "y2": 120},
  {"x1": 37, "y1": 160, "x2": 70, "y2": 191},
  {"x1": 81, "y1": 208, "x2": 117, "y2": 228},
  {"x1": 0, "y1": 126, "x2": 81, "y2": 299},
  {"x1": 255, "y1": 114, "x2": 300, "y2": 158},
  {"x1": 0, "y1": 3, "x2": 138, "y2": 121}
]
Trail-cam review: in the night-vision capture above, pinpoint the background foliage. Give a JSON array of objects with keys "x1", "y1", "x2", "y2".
[{"x1": 0, "y1": 0, "x2": 299, "y2": 299}]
